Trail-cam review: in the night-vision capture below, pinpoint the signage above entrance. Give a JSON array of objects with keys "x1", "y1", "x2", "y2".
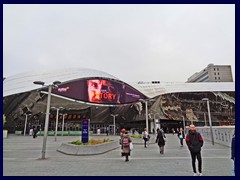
[{"x1": 51, "y1": 78, "x2": 147, "y2": 105}]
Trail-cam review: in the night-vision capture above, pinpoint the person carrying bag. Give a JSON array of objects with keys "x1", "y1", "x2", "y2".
[
  {"x1": 121, "y1": 131, "x2": 132, "y2": 162},
  {"x1": 142, "y1": 128, "x2": 148, "y2": 148}
]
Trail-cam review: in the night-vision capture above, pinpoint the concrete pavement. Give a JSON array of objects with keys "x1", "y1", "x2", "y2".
[{"x1": 3, "y1": 134, "x2": 234, "y2": 176}]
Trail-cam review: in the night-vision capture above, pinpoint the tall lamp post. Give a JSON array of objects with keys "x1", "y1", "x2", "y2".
[
  {"x1": 60, "y1": 113, "x2": 67, "y2": 136},
  {"x1": 110, "y1": 114, "x2": 118, "y2": 136},
  {"x1": 202, "y1": 98, "x2": 214, "y2": 145},
  {"x1": 203, "y1": 112, "x2": 207, "y2": 126},
  {"x1": 139, "y1": 99, "x2": 156, "y2": 133},
  {"x1": 33, "y1": 80, "x2": 61, "y2": 159},
  {"x1": 182, "y1": 115, "x2": 186, "y2": 133},
  {"x1": 230, "y1": 105, "x2": 233, "y2": 120},
  {"x1": 154, "y1": 113, "x2": 160, "y2": 130},
  {"x1": 24, "y1": 113, "x2": 32, "y2": 136},
  {"x1": 51, "y1": 107, "x2": 64, "y2": 142}
]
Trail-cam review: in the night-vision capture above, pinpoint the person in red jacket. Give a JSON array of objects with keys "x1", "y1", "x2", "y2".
[{"x1": 186, "y1": 124, "x2": 204, "y2": 176}]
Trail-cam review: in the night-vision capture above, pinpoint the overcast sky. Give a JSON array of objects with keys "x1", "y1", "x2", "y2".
[{"x1": 3, "y1": 4, "x2": 235, "y2": 82}]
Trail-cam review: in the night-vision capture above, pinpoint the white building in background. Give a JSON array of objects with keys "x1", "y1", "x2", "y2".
[{"x1": 187, "y1": 64, "x2": 233, "y2": 83}]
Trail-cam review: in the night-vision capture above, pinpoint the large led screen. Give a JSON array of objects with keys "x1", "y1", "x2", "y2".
[{"x1": 51, "y1": 79, "x2": 146, "y2": 105}]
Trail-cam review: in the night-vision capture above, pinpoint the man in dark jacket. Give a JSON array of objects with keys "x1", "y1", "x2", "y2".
[{"x1": 186, "y1": 124, "x2": 204, "y2": 176}]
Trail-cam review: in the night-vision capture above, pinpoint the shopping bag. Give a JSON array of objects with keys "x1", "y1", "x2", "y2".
[{"x1": 130, "y1": 142, "x2": 133, "y2": 150}]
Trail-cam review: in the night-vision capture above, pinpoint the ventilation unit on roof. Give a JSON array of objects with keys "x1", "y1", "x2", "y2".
[{"x1": 152, "y1": 81, "x2": 160, "y2": 84}]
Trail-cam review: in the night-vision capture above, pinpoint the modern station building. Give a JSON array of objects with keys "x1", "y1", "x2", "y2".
[{"x1": 3, "y1": 68, "x2": 235, "y2": 134}]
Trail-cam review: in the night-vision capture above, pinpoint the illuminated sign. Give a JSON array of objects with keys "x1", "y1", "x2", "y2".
[
  {"x1": 51, "y1": 78, "x2": 146, "y2": 105},
  {"x1": 57, "y1": 87, "x2": 70, "y2": 92},
  {"x1": 90, "y1": 92, "x2": 117, "y2": 101}
]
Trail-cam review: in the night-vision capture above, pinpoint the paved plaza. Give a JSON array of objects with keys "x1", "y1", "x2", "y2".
[{"x1": 3, "y1": 133, "x2": 233, "y2": 176}]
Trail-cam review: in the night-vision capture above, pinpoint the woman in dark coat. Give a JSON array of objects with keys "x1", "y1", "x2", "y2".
[{"x1": 156, "y1": 128, "x2": 166, "y2": 154}]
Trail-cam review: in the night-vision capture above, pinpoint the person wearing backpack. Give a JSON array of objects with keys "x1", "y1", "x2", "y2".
[
  {"x1": 186, "y1": 124, "x2": 204, "y2": 176},
  {"x1": 121, "y1": 131, "x2": 132, "y2": 162},
  {"x1": 156, "y1": 128, "x2": 166, "y2": 154},
  {"x1": 142, "y1": 128, "x2": 148, "y2": 148}
]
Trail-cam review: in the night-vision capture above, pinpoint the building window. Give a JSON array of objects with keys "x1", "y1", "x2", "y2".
[
  {"x1": 214, "y1": 73, "x2": 216, "y2": 75},
  {"x1": 214, "y1": 68, "x2": 215, "y2": 71},
  {"x1": 217, "y1": 68, "x2": 219, "y2": 71},
  {"x1": 218, "y1": 77, "x2": 220, "y2": 80},
  {"x1": 215, "y1": 77, "x2": 217, "y2": 80},
  {"x1": 218, "y1": 72, "x2": 220, "y2": 75}
]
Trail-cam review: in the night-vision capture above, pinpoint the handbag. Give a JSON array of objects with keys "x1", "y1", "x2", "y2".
[
  {"x1": 147, "y1": 135, "x2": 151, "y2": 140},
  {"x1": 179, "y1": 135, "x2": 183, "y2": 139},
  {"x1": 130, "y1": 142, "x2": 133, "y2": 150}
]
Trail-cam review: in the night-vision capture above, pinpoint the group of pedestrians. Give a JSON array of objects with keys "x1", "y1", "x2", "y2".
[{"x1": 119, "y1": 124, "x2": 235, "y2": 176}]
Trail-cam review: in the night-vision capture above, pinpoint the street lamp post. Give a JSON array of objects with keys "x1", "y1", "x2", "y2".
[
  {"x1": 61, "y1": 113, "x2": 67, "y2": 136},
  {"x1": 24, "y1": 113, "x2": 32, "y2": 136},
  {"x1": 110, "y1": 114, "x2": 118, "y2": 136},
  {"x1": 145, "y1": 101, "x2": 149, "y2": 132},
  {"x1": 182, "y1": 115, "x2": 186, "y2": 133},
  {"x1": 154, "y1": 113, "x2": 160, "y2": 130},
  {"x1": 204, "y1": 112, "x2": 207, "y2": 126},
  {"x1": 139, "y1": 99, "x2": 156, "y2": 133},
  {"x1": 202, "y1": 98, "x2": 214, "y2": 145},
  {"x1": 51, "y1": 107, "x2": 64, "y2": 142},
  {"x1": 41, "y1": 84, "x2": 52, "y2": 159},
  {"x1": 230, "y1": 105, "x2": 233, "y2": 119},
  {"x1": 33, "y1": 80, "x2": 61, "y2": 159}
]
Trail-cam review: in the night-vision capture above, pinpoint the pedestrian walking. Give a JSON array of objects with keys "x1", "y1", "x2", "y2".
[
  {"x1": 231, "y1": 129, "x2": 235, "y2": 175},
  {"x1": 97, "y1": 128, "x2": 101, "y2": 135},
  {"x1": 172, "y1": 128, "x2": 175, "y2": 135},
  {"x1": 155, "y1": 128, "x2": 166, "y2": 154},
  {"x1": 142, "y1": 128, "x2": 148, "y2": 148},
  {"x1": 186, "y1": 124, "x2": 204, "y2": 176},
  {"x1": 116, "y1": 127, "x2": 119, "y2": 135},
  {"x1": 121, "y1": 131, "x2": 132, "y2": 162},
  {"x1": 178, "y1": 128, "x2": 185, "y2": 147},
  {"x1": 29, "y1": 128, "x2": 33, "y2": 136},
  {"x1": 152, "y1": 128, "x2": 155, "y2": 134},
  {"x1": 33, "y1": 127, "x2": 38, "y2": 139},
  {"x1": 106, "y1": 126, "x2": 109, "y2": 136},
  {"x1": 176, "y1": 128, "x2": 179, "y2": 133}
]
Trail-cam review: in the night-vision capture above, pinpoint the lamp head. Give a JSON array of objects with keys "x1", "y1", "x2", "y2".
[{"x1": 33, "y1": 81, "x2": 45, "y2": 86}]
